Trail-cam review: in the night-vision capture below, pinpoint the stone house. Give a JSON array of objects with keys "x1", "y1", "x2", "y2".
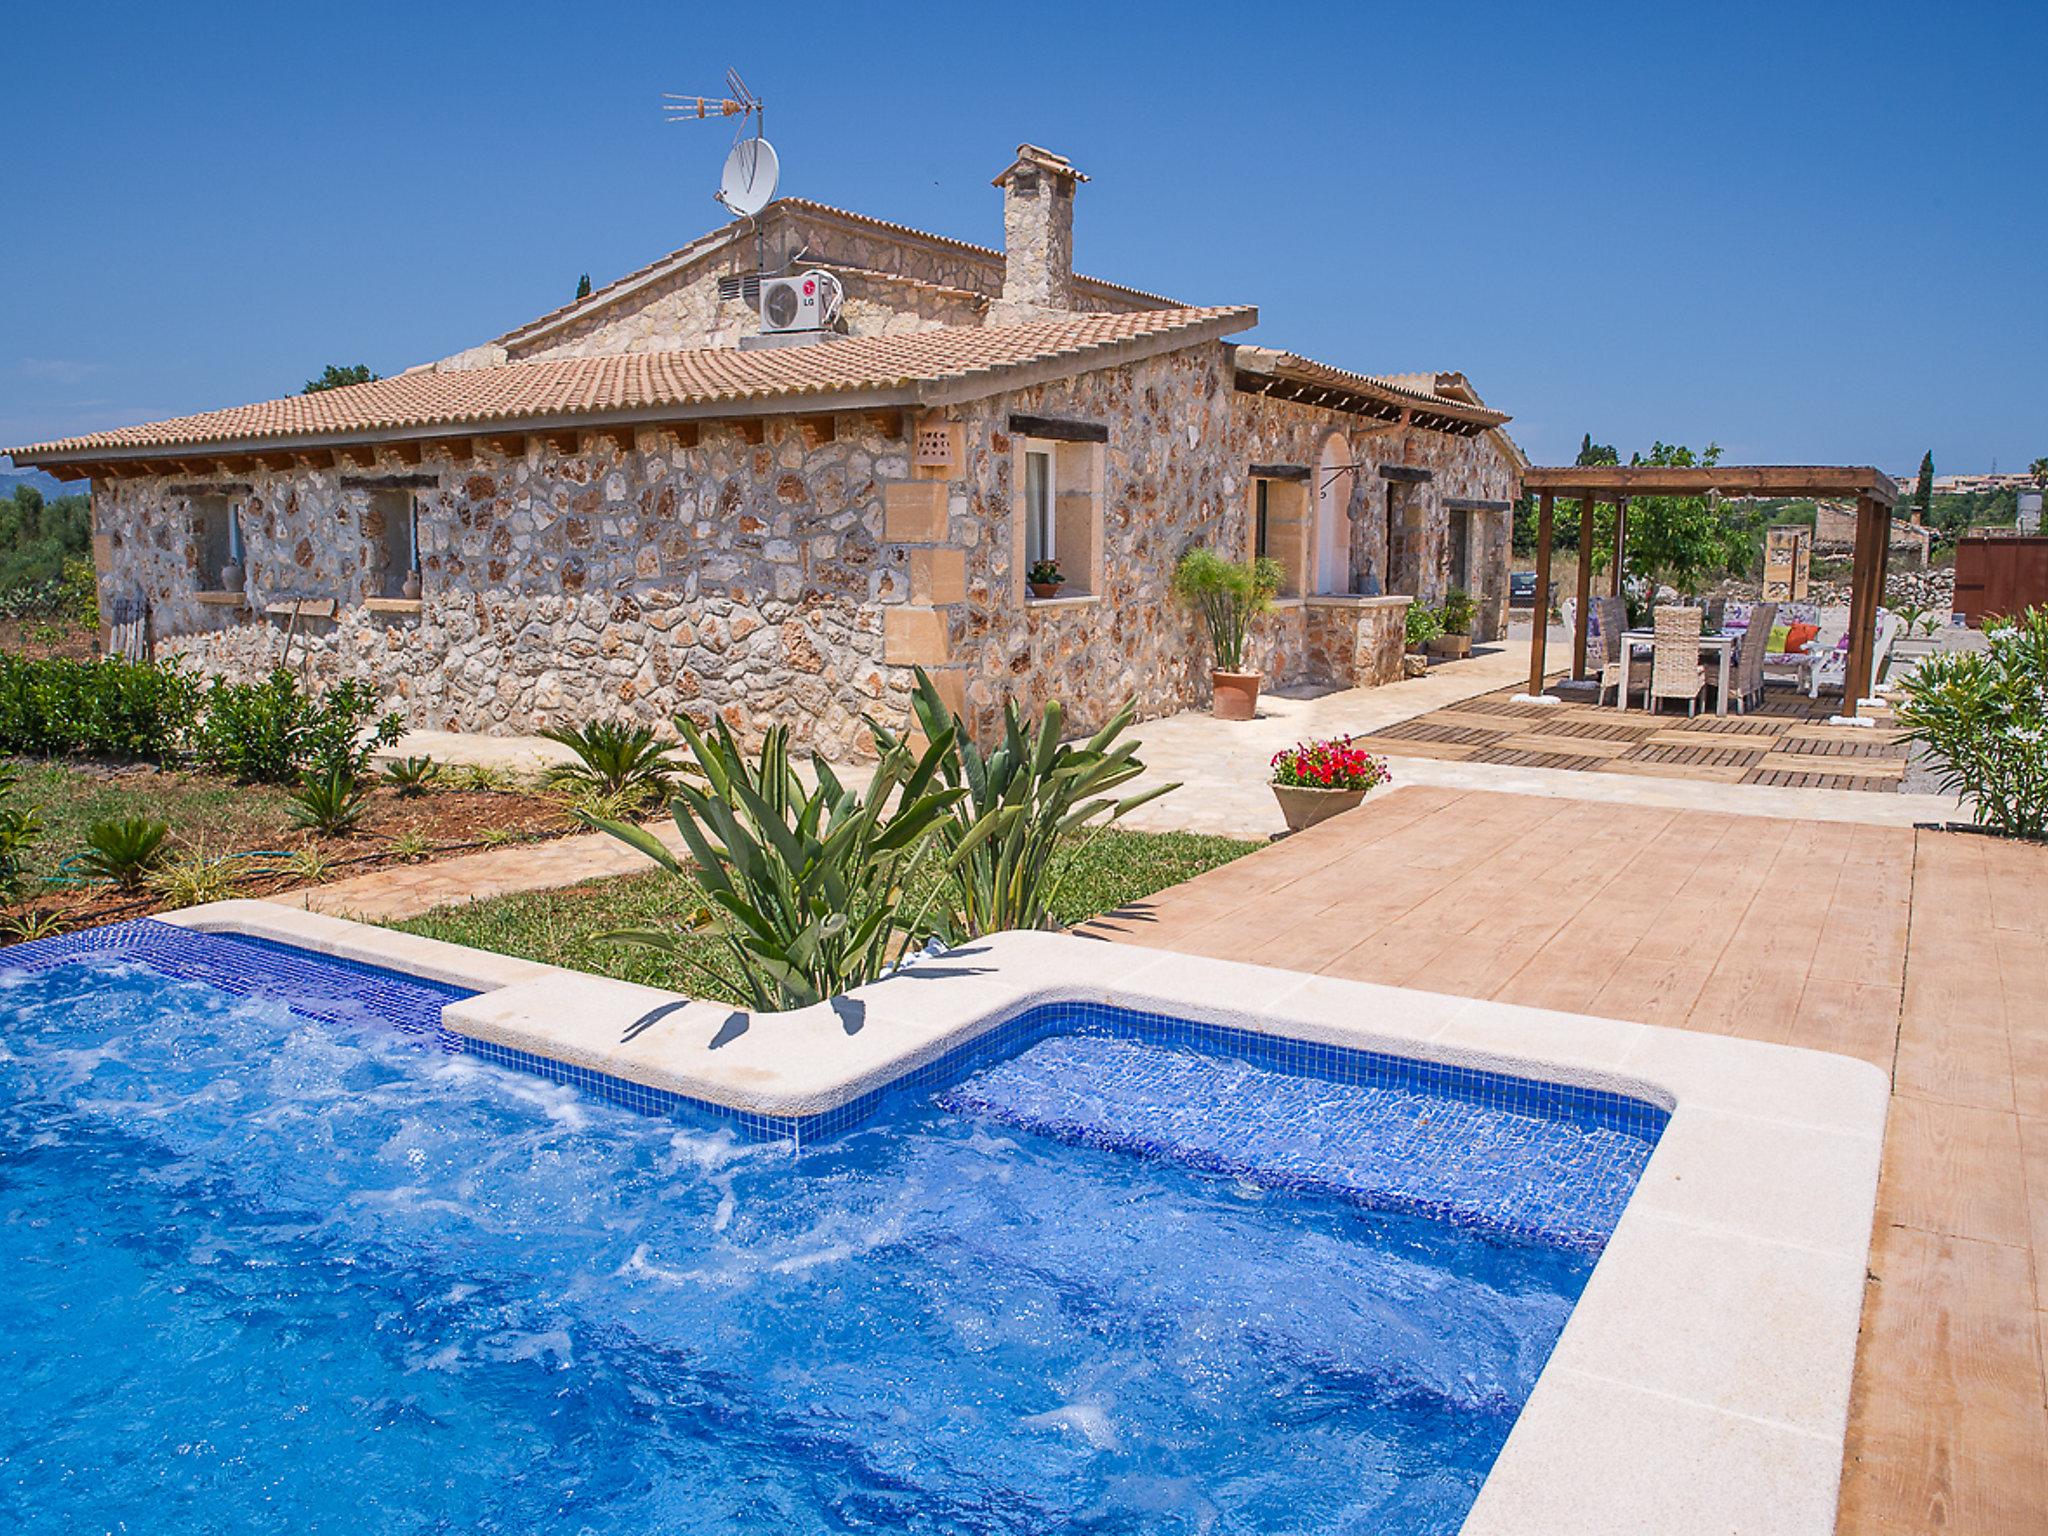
[{"x1": 8, "y1": 144, "x2": 1522, "y2": 756}]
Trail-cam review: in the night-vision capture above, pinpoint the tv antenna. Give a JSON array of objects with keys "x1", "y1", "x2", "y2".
[{"x1": 663, "y1": 69, "x2": 778, "y2": 218}]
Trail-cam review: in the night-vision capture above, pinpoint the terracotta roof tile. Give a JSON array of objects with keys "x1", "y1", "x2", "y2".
[{"x1": 8, "y1": 307, "x2": 1254, "y2": 462}]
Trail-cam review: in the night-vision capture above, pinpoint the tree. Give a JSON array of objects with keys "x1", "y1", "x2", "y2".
[
  {"x1": 2029, "y1": 456, "x2": 2047, "y2": 488},
  {"x1": 1576, "y1": 432, "x2": 1618, "y2": 467},
  {"x1": 303, "y1": 364, "x2": 378, "y2": 394},
  {"x1": 1913, "y1": 451, "x2": 1934, "y2": 522},
  {"x1": 575, "y1": 272, "x2": 592, "y2": 300}
]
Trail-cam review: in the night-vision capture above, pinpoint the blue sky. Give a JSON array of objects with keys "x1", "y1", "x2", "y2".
[{"x1": 3, "y1": 0, "x2": 2041, "y2": 474}]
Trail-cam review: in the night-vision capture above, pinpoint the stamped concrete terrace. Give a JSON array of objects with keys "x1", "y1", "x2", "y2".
[{"x1": 1083, "y1": 784, "x2": 2048, "y2": 1534}]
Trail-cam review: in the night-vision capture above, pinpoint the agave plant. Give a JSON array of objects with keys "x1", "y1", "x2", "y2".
[
  {"x1": 77, "y1": 816, "x2": 171, "y2": 892},
  {"x1": 871, "y1": 670, "x2": 1177, "y2": 939},
  {"x1": 289, "y1": 763, "x2": 369, "y2": 836},
  {"x1": 0, "y1": 908, "x2": 65, "y2": 943},
  {"x1": 382, "y1": 756, "x2": 441, "y2": 796},
  {"x1": 541, "y1": 719, "x2": 682, "y2": 808},
  {"x1": 582, "y1": 713, "x2": 980, "y2": 1011}
]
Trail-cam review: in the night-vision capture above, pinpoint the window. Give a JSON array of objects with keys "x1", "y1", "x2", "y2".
[
  {"x1": 1015, "y1": 435, "x2": 1102, "y2": 602},
  {"x1": 1024, "y1": 448, "x2": 1055, "y2": 567},
  {"x1": 194, "y1": 495, "x2": 239, "y2": 588},
  {"x1": 1255, "y1": 479, "x2": 1270, "y2": 560},
  {"x1": 368, "y1": 489, "x2": 419, "y2": 598}
]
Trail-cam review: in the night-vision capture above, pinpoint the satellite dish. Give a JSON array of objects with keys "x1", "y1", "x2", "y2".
[{"x1": 717, "y1": 137, "x2": 779, "y2": 217}]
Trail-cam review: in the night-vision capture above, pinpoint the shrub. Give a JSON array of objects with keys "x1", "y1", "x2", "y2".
[
  {"x1": 1270, "y1": 736, "x2": 1392, "y2": 793},
  {"x1": 0, "y1": 908, "x2": 65, "y2": 943},
  {"x1": 1440, "y1": 587, "x2": 1477, "y2": 637},
  {"x1": 0, "y1": 768, "x2": 43, "y2": 895},
  {"x1": 1173, "y1": 548, "x2": 1283, "y2": 673},
  {"x1": 382, "y1": 756, "x2": 441, "y2": 796},
  {"x1": 1405, "y1": 602, "x2": 1445, "y2": 646},
  {"x1": 871, "y1": 669, "x2": 1175, "y2": 940},
  {"x1": 583, "y1": 714, "x2": 970, "y2": 1011},
  {"x1": 77, "y1": 816, "x2": 170, "y2": 891},
  {"x1": 0, "y1": 654, "x2": 202, "y2": 762},
  {"x1": 57, "y1": 554, "x2": 99, "y2": 632},
  {"x1": 288, "y1": 763, "x2": 370, "y2": 836},
  {"x1": 1896, "y1": 606, "x2": 2048, "y2": 840},
  {"x1": 194, "y1": 669, "x2": 402, "y2": 783},
  {"x1": 540, "y1": 719, "x2": 680, "y2": 807}
]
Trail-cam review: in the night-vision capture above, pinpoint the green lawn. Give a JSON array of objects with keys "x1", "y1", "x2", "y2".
[
  {"x1": 5, "y1": 758, "x2": 300, "y2": 882},
  {"x1": 389, "y1": 826, "x2": 1257, "y2": 1004}
]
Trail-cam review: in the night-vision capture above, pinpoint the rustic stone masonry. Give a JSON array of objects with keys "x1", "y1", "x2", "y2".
[{"x1": 94, "y1": 337, "x2": 1516, "y2": 757}]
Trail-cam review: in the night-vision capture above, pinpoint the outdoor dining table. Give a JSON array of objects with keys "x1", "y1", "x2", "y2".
[{"x1": 1614, "y1": 627, "x2": 1739, "y2": 715}]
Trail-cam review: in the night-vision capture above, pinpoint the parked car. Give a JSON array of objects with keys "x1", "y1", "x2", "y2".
[{"x1": 1509, "y1": 571, "x2": 1540, "y2": 608}]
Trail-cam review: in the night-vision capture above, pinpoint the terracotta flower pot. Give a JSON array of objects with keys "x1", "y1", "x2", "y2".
[
  {"x1": 1272, "y1": 783, "x2": 1366, "y2": 833},
  {"x1": 1428, "y1": 633, "x2": 1472, "y2": 659},
  {"x1": 1211, "y1": 669, "x2": 1260, "y2": 721},
  {"x1": 1029, "y1": 582, "x2": 1063, "y2": 601}
]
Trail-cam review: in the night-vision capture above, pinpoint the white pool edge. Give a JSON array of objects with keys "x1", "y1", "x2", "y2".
[{"x1": 163, "y1": 900, "x2": 1888, "y2": 1536}]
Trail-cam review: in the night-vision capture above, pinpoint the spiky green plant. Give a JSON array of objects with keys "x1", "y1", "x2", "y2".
[
  {"x1": 387, "y1": 830, "x2": 434, "y2": 864},
  {"x1": 0, "y1": 908, "x2": 65, "y2": 943},
  {"x1": 541, "y1": 719, "x2": 682, "y2": 807},
  {"x1": 289, "y1": 764, "x2": 369, "y2": 836},
  {"x1": 77, "y1": 816, "x2": 170, "y2": 892},
  {"x1": 148, "y1": 846, "x2": 244, "y2": 910},
  {"x1": 0, "y1": 767, "x2": 44, "y2": 896},
  {"x1": 582, "y1": 714, "x2": 979, "y2": 1011},
  {"x1": 382, "y1": 756, "x2": 441, "y2": 796},
  {"x1": 870, "y1": 670, "x2": 1176, "y2": 939}
]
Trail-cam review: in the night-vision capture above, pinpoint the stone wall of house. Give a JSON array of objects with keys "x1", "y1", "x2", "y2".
[
  {"x1": 96, "y1": 343, "x2": 1516, "y2": 760},
  {"x1": 97, "y1": 420, "x2": 922, "y2": 760},
  {"x1": 495, "y1": 205, "x2": 1156, "y2": 365},
  {"x1": 925, "y1": 345, "x2": 1519, "y2": 743}
]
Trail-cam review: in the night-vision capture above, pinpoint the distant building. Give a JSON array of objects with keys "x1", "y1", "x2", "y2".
[{"x1": 1816, "y1": 501, "x2": 1934, "y2": 564}]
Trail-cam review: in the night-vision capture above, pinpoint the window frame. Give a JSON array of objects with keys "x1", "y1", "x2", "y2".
[{"x1": 1023, "y1": 443, "x2": 1057, "y2": 568}]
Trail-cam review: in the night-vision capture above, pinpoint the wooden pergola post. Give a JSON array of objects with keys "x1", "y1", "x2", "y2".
[
  {"x1": 1610, "y1": 496, "x2": 1628, "y2": 597},
  {"x1": 1572, "y1": 493, "x2": 1598, "y2": 679},
  {"x1": 1843, "y1": 494, "x2": 1888, "y2": 714},
  {"x1": 1527, "y1": 489, "x2": 1555, "y2": 696}
]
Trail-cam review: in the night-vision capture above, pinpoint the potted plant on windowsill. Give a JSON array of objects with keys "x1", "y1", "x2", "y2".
[
  {"x1": 1429, "y1": 587, "x2": 1476, "y2": 658},
  {"x1": 1269, "y1": 736, "x2": 1391, "y2": 833},
  {"x1": 1174, "y1": 547, "x2": 1283, "y2": 721},
  {"x1": 1027, "y1": 558, "x2": 1065, "y2": 601}
]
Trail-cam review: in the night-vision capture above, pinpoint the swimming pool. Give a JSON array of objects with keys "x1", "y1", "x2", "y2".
[{"x1": 0, "y1": 920, "x2": 1667, "y2": 1534}]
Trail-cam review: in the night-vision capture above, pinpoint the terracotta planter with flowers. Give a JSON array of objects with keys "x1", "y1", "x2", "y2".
[
  {"x1": 1269, "y1": 736, "x2": 1391, "y2": 834},
  {"x1": 1027, "y1": 557, "x2": 1066, "y2": 602}
]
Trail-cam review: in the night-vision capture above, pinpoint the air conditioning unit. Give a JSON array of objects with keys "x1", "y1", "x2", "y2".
[{"x1": 759, "y1": 270, "x2": 844, "y2": 334}]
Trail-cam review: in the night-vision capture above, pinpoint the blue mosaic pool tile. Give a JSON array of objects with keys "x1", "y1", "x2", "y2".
[
  {"x1": 0, "y1": 918, "x2": 475, "y2": 1039},
  {"x1": 2, "y1": 921, "x2": 1669, "y2": 1249},
  {"x1": 936, "y1": 1032, "x2": 1655, "y2": 1250}
]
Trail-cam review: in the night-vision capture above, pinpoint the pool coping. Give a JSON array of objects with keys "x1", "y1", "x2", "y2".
[{"x1": 159, "y1": 899, "x2": 1888, "y2": 1536}]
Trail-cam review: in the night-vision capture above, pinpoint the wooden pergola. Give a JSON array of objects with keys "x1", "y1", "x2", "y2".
[{"x1": 1521, "y1": 465, "x2": 1901, "y2": 718}]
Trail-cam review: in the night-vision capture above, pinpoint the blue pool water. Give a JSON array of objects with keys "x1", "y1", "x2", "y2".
[{"x1": 0, "y1": 928, "x2": 1663, "y2": 1535}]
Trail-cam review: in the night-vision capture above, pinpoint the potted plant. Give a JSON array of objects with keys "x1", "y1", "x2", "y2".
[
  {"x1": 1173, "y1": 547, "x2": 1283, "y2": 720},
  {"x1": 1269, "y1": 736, "x2": 1391, "y2": 833},
  {"x1": 1405, "y1": 601, "x2": 1444, "y2": 656},
  {"x1": 1429, "y1": 587, "x2": 1476, "y2": 658},
  {"x1": 1027, "y1": 558, "x2": 1065, "y2": 601}
]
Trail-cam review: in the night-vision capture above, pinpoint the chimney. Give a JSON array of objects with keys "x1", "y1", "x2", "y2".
[{"x1": 990, "y1": 145, "x2": 1087, "y2": 323}]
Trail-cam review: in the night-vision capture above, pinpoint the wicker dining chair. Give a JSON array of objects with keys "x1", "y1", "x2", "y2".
[
  {"x1": 1596, "y1": 596, "x2": 1648, "y2": 706},
  {"x1": 1648, "y1": 604, "x2": 1707, "y2": 716},
  {"x1": 1731, "y1": 601, "x2": 1776, "y2": 714}
]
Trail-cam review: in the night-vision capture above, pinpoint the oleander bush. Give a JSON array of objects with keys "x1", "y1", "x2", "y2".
[
  {"x1": 0, "y1": 654, "x2": 203, "y2": 762},
  {"x1": 1896, "y1": 605, "x2": 2048, "y2": 841},
  {"x1": 193, "y1": 669, "x2": 403, "y2": 784}
]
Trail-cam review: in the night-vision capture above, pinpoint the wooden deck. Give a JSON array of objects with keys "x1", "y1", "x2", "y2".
[
  {"x1": 1082, "y1": 786, "x2": 2048, "y2": 1532},
  {"x1": 1346, "y1": 684, "x2": 1911, "y2": 792}
]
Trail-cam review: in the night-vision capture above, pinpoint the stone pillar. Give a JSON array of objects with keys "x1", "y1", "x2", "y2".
[{"x1": 989, "y1": 145, "x2": 1088, "y2": 323}]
